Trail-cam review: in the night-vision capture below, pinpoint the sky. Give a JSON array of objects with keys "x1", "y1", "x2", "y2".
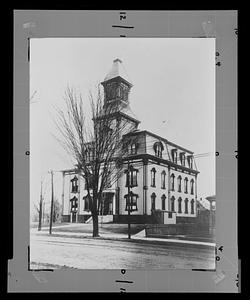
[{"x1": 30, "y1": 38, "x2": 215, "y2": 217}]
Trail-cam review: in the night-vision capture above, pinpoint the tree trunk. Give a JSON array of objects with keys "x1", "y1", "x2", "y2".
[{"x1": 92, "y1": 213, "x2": 99, "y2": 237}]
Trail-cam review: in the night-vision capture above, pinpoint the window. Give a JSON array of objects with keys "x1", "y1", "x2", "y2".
[
  {"x1": 187, "y1": 155, "x2": 193, "y2": 169},
  {"x1": 178, "y1": 198, "x2": 182, "y2": 213},
  {"x1": 103, "y1": 125, "x2": 113, "y2": 141},
  {"x1": 85, "y1": 174, "x2": 94, "y2": 190},
  {"x1": 128, "y1": 142, "x2": 137, "y2": 155},
  {"x1": 170, "y1": 173, "x2": 175, "y2": 191},
  {"x1": 151, "y1": 193, "x2": 156, "y2": 210},
  {"x1": 184, "y1": 198, "x2": 189, "y2": 214},
  {"x1": 117, "y1": 86, "x2": 121, "y2": 97},
  {"x1": 83, "y1": 196, "x2": 91, "y2": 211},
  {"x1": 70, "y1": 196, "x2": 78, "y2": 212},
  {"x1": 105, "y1": 83, "x2": 111, "y2": 100},
  {"x1": 85, "y1": 146, "x2": 93, "y2": 162},
  {"x1": 125, "y1": 192, "x2": 138, "y2": 211},
  {"x1": 180, "y1": 152, "x2": 186, "y2": 166},
  {"x1": 191, "y1": 199, "x2": 195, "y2": 214},
  {"x1": 190, "y1": 179, "x2": 194, "y2": 195},
  {"x1": 161, "y1": 171, "x2": 166, "y2": 189},
  {"x1": 106, "y1": 174, "x2": 112, "y2": 188},
  {"x1": 121, "y1": 82, "x2": 130, "y2": 102},
  {"x1": 124, "y1": 90, "x2": 129, "y2": 101},
  {"x1": 177, "y1": 175, "x2": 182, "y2": 192},
  {"x1": 125, "y1": 166, "x2": 138, "y2": 187},
  {"x1": 151, "y1": 168, "x2": 156, "y2": 187},
  {"x1": 161, "y1": 194, "x2": 166, "y2": 210},
  {"x1": 106, "y1": 82, "x2": 117, "y2": 100},
  {"x1": 184, "y1": 177, "x2": 188, "y2": 193},
  {"x1": 154, "y1": 142, "x2": 164, "y2": 158},
  {"x1": 170, "y1": 196, "x2": 175, "y2": 212},
  {"x1": 171, "y1": 149, "x2": 177, "y2": 163},
  {"x1": 71, "y1": 176, "x2": 78, "y2": 193}
]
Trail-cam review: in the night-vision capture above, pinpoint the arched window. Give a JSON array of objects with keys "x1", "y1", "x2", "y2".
[
  {"x1": 151, "y1": 193, "x2": 156, "y2": 210},
  {"x1": 190, "y1": 179, "x2": 194, "y2": 195},
  {"x1": 161, "y1": 170, "x2": 166, "y2": 189},
  {"x1": 171, "y1": 196, "x2": 175, "y2": 212},
  {"x1": 177, "y1": 175, "x2": 182, "y2": 192},
  {"x1": 125, "y1": 192, "x2": 138, "y2": 212},
  {"x1": 83, "y1": 195, "x2": 91, "y2": 211},
  {"x1": 128, "y1": 142, "x2": 138, "y2": 155},
  {"x1": 105, "y1": 83, "x2": 111, "y2": 100},
  {"x1": 85, "y1": 174, "x2": 94, "y2": 190},
  {"x1": 117, "y1": 86, "x2": 121, "y2": 97},
  {"x1": 154, "y1": 142, "x2": 164, "y2": 158},
  {"x1": 170, "y1": 173, "x2": 175, "y2": 191},
  {"x1": 184, "y1": 198, "x2": 189, "y2": 214},
  {"x1": 178, "y1": 197, "x2": 182, "y2": 213},
  {"x1": 106, "y1": 174, "x2": 112, "y2": 188},
  {"x1": 103, "y1": 125, "x2": 113, "y2": 141},
  {"x1": 125, "y1": 166, "x2": 138, "y2": 187},
  {"x1": 70, "y1": 196, "x2": 78, "y2": 212},
  {"x1": 187, "y1": 155, "x2": 193, "y2": 169},
  {"x1": 121, "y1": 82, "x2": 130, "y2": 102},
  {"x1": 151, "y1": 168, "x2": 156, "y2": 187},
  {"x1": 85, "y1": 145, "x2": 94, "y2": 162},
  {"x1": 171, "y1": 149, "x2": 177, "y2": 163},
  {"x1": 110, "y1": 82, "x2": 117, "y2": 99},
  {"x1": 161, "y1": 194, "x2": 166, "y2": 210},
  {"x1": 131, "y1": 143, "x2": 137, "y2": 154},
  {"x1": 124, "y1": 88, "x2": 129, "y2": 102},
  {"x1": 180, "y1": 152, "x2": 186, "y2": 166},
  {"x1": 71, "y1": 176, "x2": 78, "y2": 193},
  {"x1": 184, "y1": 177, "x2": 188, "y2": 193},
  {"x1": 191, "y1": 199, "x2": 195, "y2": 214}
]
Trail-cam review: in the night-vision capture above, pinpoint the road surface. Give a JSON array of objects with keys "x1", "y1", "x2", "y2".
[{"x1": 30, "y1": 231, "x2": 215, "y2": 270}]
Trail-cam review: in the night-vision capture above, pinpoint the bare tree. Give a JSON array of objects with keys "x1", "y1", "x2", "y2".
[
  {"x1": 32, "y1": 203, "x2": 40, "y2": 222},
  {"x1": 53, "y1": 198, "x2": 62, "y2": 223},
  {"x1": 55, "y1": 85, "x2": 135, "y2": 237},
  {"x1": 33, "y1": 181, "x2": 43, "y2": 231}
]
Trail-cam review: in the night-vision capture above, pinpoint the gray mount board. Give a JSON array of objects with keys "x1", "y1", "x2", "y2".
[{"x1": 11, "y1": 10, "x2": 238, "y2": 292}]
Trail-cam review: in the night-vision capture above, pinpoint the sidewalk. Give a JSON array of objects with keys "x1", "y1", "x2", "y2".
[{"x1": 31, "y1": 226, "x2": 215, "y2": 248}]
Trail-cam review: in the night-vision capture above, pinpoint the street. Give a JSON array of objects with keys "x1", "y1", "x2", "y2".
[{"x1": 30, "y1": 229, "x2": 215, "y2": 270}]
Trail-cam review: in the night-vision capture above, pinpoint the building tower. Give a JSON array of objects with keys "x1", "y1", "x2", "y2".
[{"x1": 101, "y1": 58, "x2": 140, "y2": 131}]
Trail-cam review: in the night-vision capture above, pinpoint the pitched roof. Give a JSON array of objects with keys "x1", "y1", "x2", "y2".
[
  {"x1": 197, "y1": 199, "x2": 210, "y2": 210},
  {"x1": 120, "y1": 102, "x2": 140, "y2": 123},
  {"x1": 103, "y1": 58, "x2": 132, "y2": 84},
  {"x1": 123, "y1": 129, "x2": 194, "y2": 154}
]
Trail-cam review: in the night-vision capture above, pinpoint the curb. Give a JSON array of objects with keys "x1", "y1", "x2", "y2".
[{"x1": 33, "y1": 230, "x2": 215, "y2": 248}]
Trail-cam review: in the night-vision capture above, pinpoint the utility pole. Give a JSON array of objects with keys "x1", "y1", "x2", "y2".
[
  {"x1": 49, "y1": 170, "x2": 54, "y2": 234},
  {"x1": 127, "y1": 161, "x2": 131, "y2": 239},
  {"x1": 38, "y1": 180, "x2": 43, "y2": 231},
  {"x1": 42, "y1": 202, "x2": 45, "y2": 224}
]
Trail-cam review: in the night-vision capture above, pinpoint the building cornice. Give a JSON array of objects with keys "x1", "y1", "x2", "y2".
[
  {"x1": 118, "y1": 111, "x2": 140, "y2": 124},
  {"x1": 94, "y1": 111, "x2": 140, "y2": 125},
  {"x1": 101, "y1": 76, "x2": 133, "y2": 88},
  {"x1": 122, "y1": 153, "x2": 199, "y2": 175}
]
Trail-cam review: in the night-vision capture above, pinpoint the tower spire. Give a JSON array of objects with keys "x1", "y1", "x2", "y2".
[
  {"x1": 100, "y1": 59, "x2": 140, "y2": 126},
  {"x1": 102, "y1": 58, "x2": 132, "y2": 85}
]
